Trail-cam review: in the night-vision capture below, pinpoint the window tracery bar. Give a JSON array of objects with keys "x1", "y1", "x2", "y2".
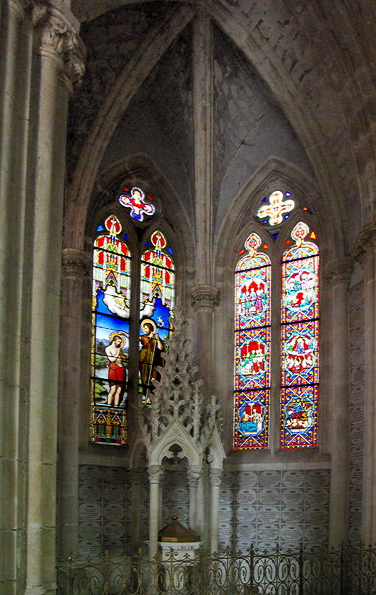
[
  {"x1": 280, "y1": 222, "x2": 319, "y2": 449},
  {"x1": 90, "y1": 215, "x2": 130, "y2": 445},
  {"x1": 233, "y1": 233, "x2": 271, "y2": 450}
]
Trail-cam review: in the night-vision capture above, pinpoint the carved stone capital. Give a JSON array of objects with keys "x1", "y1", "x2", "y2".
[
  {"x1": 188, "y1": 466, "x2": 202, "y2": 488},
  {"x1": 325, "y1": 257, "x2": 353, "y2": 284},
  {"x1": 29, "y1": 0, "x2": 86, "y2": 88},
  {"x1": 62, "y1": 248, "x2": 90, "y2": 277},
  {"x1": 353, "y1": 221, "x2": 376, "y2": 262},
  {"x1": 148, "y1": 465, "x2": 164, "y2": 484},
  {"x1": 8, "y1": 0, "x2": 27, "y2": 18},
  {"x1": 191, "y1": 284, "x2": 220, "y2": 312},
  {"x1": 209, "y1": 468, "x2": 222, "y2": 487}
]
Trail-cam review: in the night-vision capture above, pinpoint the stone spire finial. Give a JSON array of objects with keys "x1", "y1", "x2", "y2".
[{"x1": 139, "y1": 307, "x2": 222, "y2": 448}]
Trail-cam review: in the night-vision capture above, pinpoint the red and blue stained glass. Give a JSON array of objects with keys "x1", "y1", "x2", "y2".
[
  {"x1": 234, "y1": 233, "x2": 271, "y2": 450},
  {"x1": 139, "y1": 230, "x2": 175, "y2": 404},
  {"x1": 91, "y1": 215, "x2": 131, "y2": 445},
  {"x1": 280, "y1": 222, "x2": 319, "y2": 449},
  {"x1": 119, "y1": 186, "x2": 155, "y2": 222}
]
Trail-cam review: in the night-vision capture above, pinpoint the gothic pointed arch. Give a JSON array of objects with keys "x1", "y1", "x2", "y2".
[
  {"x1": 216, "y1": 157, "x2": 327, "y2": 266},
  {"x1": 65, "y1": 6, "x2": 195, "y2": 249}
]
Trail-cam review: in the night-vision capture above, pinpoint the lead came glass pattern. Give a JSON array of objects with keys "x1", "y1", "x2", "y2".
[
  {"x1": 118, "y1": 186, "x2": 155, "y2": 222},
  {"x1": 139, "y1": 230, "x2": 175, "y2": 404},
  {"x1": 90, "y1": 215, "x2": 131, "y2": 445},
  {"x1": 280, "y1": 222, "x2": 319, "y2": 449},
  {"x1": 257, "y1": 190, "x2": 295, "y2": 226},
  {"x1": 234, "y1": 233, "x2": 271, "y2": 450}
]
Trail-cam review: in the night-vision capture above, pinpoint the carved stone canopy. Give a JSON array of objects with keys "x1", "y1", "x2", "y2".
[{"x1": 130, "y1": 307, "x2": 225, "y2": 470}]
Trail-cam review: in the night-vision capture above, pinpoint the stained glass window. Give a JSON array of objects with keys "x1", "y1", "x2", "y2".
[
  {"x1": 118, "y1": 186, "x2": 155, "y2": 221},
  {"x1": 233, "y1": 233, "x2": 271, "y2": 450},
  {"x1": 90, "y1": 215, "x2": 131, "y2": 445},
  {"x1": 139, "y1": 230, "x2": 175, "y2": 405},
  {"x1": 257, "y1": 190, "x2": 295, "y2": 226},
  {"x1": 280, "y1": 222, "x2": 319, "y2": 449}
]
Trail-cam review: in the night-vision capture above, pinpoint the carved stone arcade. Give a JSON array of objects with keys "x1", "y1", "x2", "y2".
[{"x1": 130, "y1": 309, "x2": 225, "y2": 559}]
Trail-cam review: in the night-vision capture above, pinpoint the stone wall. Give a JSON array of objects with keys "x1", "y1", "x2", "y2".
[{"x1": 348, "y1": 279, "x2": 365, "y2": 544}]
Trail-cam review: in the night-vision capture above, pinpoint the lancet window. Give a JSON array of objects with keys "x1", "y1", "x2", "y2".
[
  {"x1": 234, "y1": 191, "x2": 319, "y2": 451},
  {"x1": 280, "y1": 222, "x2": 319, "y2": 449},
  {"x1": 90, "y1": 188, "x2": 175, "y2": 445},
  {"x1": 233, "y1": 234, "x2": 271, "y2": 450}
]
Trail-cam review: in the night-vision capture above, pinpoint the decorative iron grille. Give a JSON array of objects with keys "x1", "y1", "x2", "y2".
[{"x1": 57, "y1": 544, "x2": 376, "y2": 595}]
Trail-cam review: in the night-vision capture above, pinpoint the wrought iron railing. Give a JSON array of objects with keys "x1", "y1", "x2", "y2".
[{"x1": 57, "y1": 544, "x2": 376, "y2": 595}]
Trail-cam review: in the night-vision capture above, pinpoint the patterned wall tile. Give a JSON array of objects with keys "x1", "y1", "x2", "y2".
[
  {"x1": 78, "y1": 465, "x2": 330, "y2": 556},
  {"x1": 78, "y1": 464, "x2": 133, "y2": 557},
  {"x1": 218, "y1": 469, "x2": 330, "y2": 551},
  {"x1": 161, "y1": 469, "x2": 189, "y2": 527}
]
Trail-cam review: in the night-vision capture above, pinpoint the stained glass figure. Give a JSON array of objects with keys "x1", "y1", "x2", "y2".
[
  {"x1": 139, "y1": 230, "x2": 175, "y2": 404},
  {"x1": 257, "y1": 191, "x2": 295, "y2": 226},
  {"x1": 118, "y1": 187, "x2": 155, "y2": 222},
  {"x1": 90, "y1": 214, "x2": 131, "y2": 445},
  {"x1": 280, "y1": 222, "x2": 319, "y2": 449},
  {"x1": 234, "y1": 233, "x2": 271, "y2": 450}
]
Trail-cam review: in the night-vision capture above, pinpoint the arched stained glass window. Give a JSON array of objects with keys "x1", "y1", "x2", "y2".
[
  {"x1": 89, "y1": 187, "x2": 176, "y2": 445},
  {"x1": 280, "y1": 222, "x2": 319, "y2": 449},
  {"x1": 139, "y1": 230, "x2": 175, "y2": 404},
  {"x1": 91, "y1": 215, "x2": 131, "y2": 445},
  {"x1": 233, "y1": 233, "x2": 271, "y2": 450}
]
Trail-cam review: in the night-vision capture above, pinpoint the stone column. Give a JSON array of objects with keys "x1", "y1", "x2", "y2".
[
  {"x1": 59, "y1": 250, "x2": 90, "y2": 556},
  {"x1": 0, "y1": 3, "x2": 33, "y2": 593},
  {"x1": 209, "y1": 468, "x2": 222, "y2": 554},
  {"x1": 195, "y1": 466, "x2": 208, "y2": 544},
  {"x1": 188, "y1": 466, "x2": 202, "y2": 532},
  {"x1": 148, "y1": 465, "x2": 163, "y2": 560},
  {"x1": 0, "y1": 1, "x2": 84, "y2": 593},
  {"x1": 23, "y1": 4, "x2": 85, "y2": 594},
  {"x1": 192, "y1": 13, "x2": 219, "y2": 391},
  {"x1": 325, "y1": 258, "x2": 352, "y2": 546},
  {"x1": 355, "y1": 226, "x2": 376, "y2": 543},
  {"x1": 191, "y1": 285, "x2": 220, "y2": 392}
]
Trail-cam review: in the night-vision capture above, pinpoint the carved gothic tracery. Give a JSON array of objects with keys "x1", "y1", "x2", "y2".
[{"x1": 139, "y1": 308, "x2": 223, "y2": 448}]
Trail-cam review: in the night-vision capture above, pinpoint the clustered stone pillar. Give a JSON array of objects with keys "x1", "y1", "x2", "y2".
[
  {"x1": 192, "y1": 12, "x2": 219, "y2": 391},
  {"x1": 59, "y1": 249, "x2": 90, "y2": 556},
  {"x1": 26, "y1": 8, "x2": 84, "y2": 593},
  {"x1": 0, "y1": 2, "x2": 32, "y2": 592},
  {"x1": 0, "y1": 1, "x2": 85, "y2": 593},
  {"x1": 325, "y1": 258, "x2": 352, "y2": 546},
  {"x1": 191, "y1": 285, "x2": 220, "y2": 393},
  {"x1": 355, "y1": 226, "x2": 376, "y2": 544}
]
